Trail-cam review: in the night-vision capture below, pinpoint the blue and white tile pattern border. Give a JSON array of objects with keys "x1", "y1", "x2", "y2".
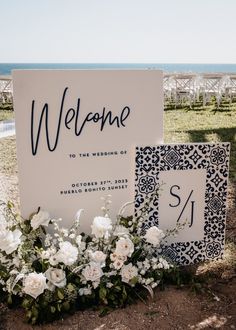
[{"x1": 135, "y1": 143, "x2": 230, "y2": 265}]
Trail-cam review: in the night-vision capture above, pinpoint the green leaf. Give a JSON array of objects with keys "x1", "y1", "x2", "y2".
[
  {"x1": 13, "y1": 283, "x2": 21, "y2": 293},
  {"x1": 130, "y1": 276, "x2": 138, "y2": 286},
  {"x1": 50, "y1": 306, "x2": 56, "y2": 313},
  {"x1": 67, "y1": 283, "x2": 75, "y2": 291},
  {"x1": 22, "y1": 298, "x2": 31, "y2": 309},
  {"x1": 99, "y1": 307, "x2": 110, "y2": 317},
  {"x1": 41, "y1": 300, "x2": 48, "y2": 308},
  {"x1": 32, "y1": 306, "x2": 39, "y2": 318},
  {"x1": 133, "y1": 236, "x2": 141, "y2": 244},
  {"x1": 57, "y1": 289, "x2": 64, "y2": 300},
  {"x1": 26, "y1": 310, "x2": 32, "y2": 321},
  {"x1": 99, "y1": 287, "x2": 107, "y2": 301},
  {"x1": 109, "y1": 294, "x2": 115, "y2": 301},
  {"x1": 7, "y1": 201, "x2": 14, "y2": 209},
  {"x1": 122, "y1": 286, "x2": 127, "y2": 301},
  {"x1": 7, "y1": 294, "x2": 12, "y2": 305},
  {"x1": 62, "y1": 301, "x2": 70, "y2": 311},
  {"x1": 114, "y1": 286, "x2": 122, "y2": 292}
]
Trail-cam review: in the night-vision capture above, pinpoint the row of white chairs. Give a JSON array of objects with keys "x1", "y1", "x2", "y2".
[
  {"x1": 1, "y1": 74, "x2": 236, "y2": 108},
  {"x1": 164, "y1": 73, "x2": 236, "y2": 108},
  {"x1": 0, "y1": 76, "x2": 13, "y2": 104}
]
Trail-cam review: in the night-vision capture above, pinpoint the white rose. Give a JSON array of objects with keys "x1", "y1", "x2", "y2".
[
  {"x1": 90, "y1": 251, "x2": 107, "y2": 268},
  {"x1": 82, "y1": 262, "x2": 103, "y2": 282},
  {"x1": 110, "y1": 253, "x2": 117, "y2": 262},
  {"x1": 115, "y1": 237, "x2": 134, "y2": 257},
  {"x1": 144, "y1": 226, "x2": 165, "y2": 247},
  {"x1": 110, "y1": 253, "x2": 127, "y2": 269},
  {"x1": 113, "y1": 225, "x2": 129, "y2": 237},
  {"x1": 45, "y1": 268, "x2": 66, "y2": 288},
  {"x1": 23, "y1": 272, "x2": 47, "y2": 299},
  {"x1": 113, "y1": 258, "x2": 124, "y2": 270},
  {"x1": 49, "y1": 254, "x2": 59, "y2": 266},
  {"x1": 31, "y1": 210, "x2": 50, "y2": 230},
  {"x1": 120, "y1": 263, "x2": 138, "y2": 284},
  {"x1": 91, "y1": 216, "x2": 112, "y2": 239},
  {"x1": 92, "y1": 281, "x2": 100, "y2": 289},
  {"x1": 55, "y1": 241, "x2": 78, "y2": 266},
  {"x1": 0, "y1": 229, "x2": 22, "y2": 254}
]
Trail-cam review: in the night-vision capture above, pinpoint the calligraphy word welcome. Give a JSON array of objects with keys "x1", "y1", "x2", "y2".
[{"x1": 31, "y1": 87, "x2": 131, "y2": 155}]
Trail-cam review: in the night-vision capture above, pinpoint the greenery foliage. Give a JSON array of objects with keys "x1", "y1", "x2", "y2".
[{"x1": 0, "y1": 197, "x2": 176, "y2": 324}]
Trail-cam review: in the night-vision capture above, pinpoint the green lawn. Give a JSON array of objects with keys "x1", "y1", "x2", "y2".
[
  {"x1": 164, "y1": 106, "x2": 236, "y2": 179},
  {"x1": 0, "y1": 105, "x2": 14, "y2": 121}
]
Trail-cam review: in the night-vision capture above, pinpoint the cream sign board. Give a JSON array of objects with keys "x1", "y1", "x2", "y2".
[{"x1": 13, "y1": 70, "x2": 163, "y2": 232}]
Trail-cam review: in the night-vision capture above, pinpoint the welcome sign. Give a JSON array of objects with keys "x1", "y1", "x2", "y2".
[{"x1": 13, "y1": 70, "x2": 163, "y2": 232}]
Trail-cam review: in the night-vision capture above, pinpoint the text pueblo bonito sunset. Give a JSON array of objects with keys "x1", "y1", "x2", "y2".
[{"x1": 30, "y1": 87, "x2": 131, "y2": 156}]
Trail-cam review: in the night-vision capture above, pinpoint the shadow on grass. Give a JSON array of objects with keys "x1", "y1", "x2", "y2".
[
  {"x1": 212, "y1": 107, "x2": 234, "y2": 114},
  {"x1": 164, "y1": 99, "x2": 236, "y2": 113},
  {"x1": 178, "y1": 127, "x2": 236, "y2": 179},
  {"x1": 184, "y1": 128, "x2": 236, "y2": 219}
]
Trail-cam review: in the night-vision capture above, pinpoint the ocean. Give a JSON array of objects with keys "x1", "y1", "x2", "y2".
[{"x1": 1, "y1": 63, "x2": 236, "y2": 76}]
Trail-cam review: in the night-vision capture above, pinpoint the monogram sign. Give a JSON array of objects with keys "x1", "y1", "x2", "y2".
[{"x1": 135, "y1": 143, "x2": 230, "y2": 265}]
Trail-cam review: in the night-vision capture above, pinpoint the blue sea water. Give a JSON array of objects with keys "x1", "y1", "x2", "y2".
[{"x1": 1, "y1": 63, "x2": 236, "y2": 76}]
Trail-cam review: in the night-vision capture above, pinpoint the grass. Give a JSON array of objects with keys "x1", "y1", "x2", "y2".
[
  {"x1": 196, "y1": 242, "x2": 236, "y2": 278},
  {"x1": 0, "y1": 104, "x2": 14, "y2": 121},
  {"x1": 163, "y1": 101, "x2": 236, "y2": 275},
  {"x1": 164, "y1": 101, "x2": 236, "y2": 180}
]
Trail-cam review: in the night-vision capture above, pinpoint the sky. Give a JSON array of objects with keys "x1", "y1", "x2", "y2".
[{"x1": 0, "y1": 0, "x2": 236, "y2": 63}]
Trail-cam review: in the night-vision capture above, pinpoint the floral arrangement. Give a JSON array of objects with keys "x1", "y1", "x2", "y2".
[{"x1": 0, "y1": 196, "x2": 176, "y2": 324}]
